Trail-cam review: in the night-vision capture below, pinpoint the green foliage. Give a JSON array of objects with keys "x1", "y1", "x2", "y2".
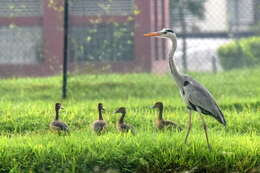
[
  {"x1": 0, "y1": 68, "x2": 260, "y2": 172},
  {"x1": 170, "y1": 0, "x2": 207, "y2": 21},
  {"x1": 218, "y1": 37, "x2": 260, "y2": 70},
  {"x1": 69, "y1": 22, "x2": 134, "y2": 62}
]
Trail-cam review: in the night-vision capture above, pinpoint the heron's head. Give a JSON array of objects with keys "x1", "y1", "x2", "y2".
[
  {"x1": 98, "y1": 103, "x2": 105, "y2": 112},
  {"x1": 144, "y1": 28, "x2": 176, "y2": 39},
  {"x1": 55, "y1": 103, "x2": 63, "y2": 111},
  {"x1": 115, "y1": 107, "x2": 126, "y2": 114}
]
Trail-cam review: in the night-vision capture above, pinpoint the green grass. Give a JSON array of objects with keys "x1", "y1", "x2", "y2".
[{"x1": 0, "y1": 68, "x2": 260, "y2": 172}]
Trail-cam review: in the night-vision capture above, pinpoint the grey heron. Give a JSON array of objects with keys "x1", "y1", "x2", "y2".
[{"x1": 144, "y1": 28, "x2": 226, "y2": 150}]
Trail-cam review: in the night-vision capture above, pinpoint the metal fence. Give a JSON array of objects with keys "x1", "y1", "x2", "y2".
[
  {"x1": 169, "y1": 0, "x2": 260, "y2": 73},
  {"x1": 0, "y1": 0, "x2": 259, "y2": 77}
]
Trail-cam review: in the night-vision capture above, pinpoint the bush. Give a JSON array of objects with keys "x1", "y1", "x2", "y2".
[{"x1": 218, "y1": 37, "x2": 260, "y2": 70}]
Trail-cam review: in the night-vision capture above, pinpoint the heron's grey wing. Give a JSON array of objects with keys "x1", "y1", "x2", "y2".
[{"x1": 183, "y1": 80, "x2": 226, "y2": 126}]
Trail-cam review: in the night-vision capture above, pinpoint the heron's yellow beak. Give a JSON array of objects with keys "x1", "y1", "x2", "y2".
[{"x1": 144, "y1": 32, "x2": 161, "y2": 37}]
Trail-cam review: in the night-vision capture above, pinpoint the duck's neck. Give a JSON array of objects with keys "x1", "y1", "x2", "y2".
[
  {"x1": 168, "y1": 37, "x2": 184, "y2": 88},
  {"x1": 119, "y1": 113, "x2": 125, "y2": 124},
  {"x1": 157, "y1": 107, "x2": 163, "y2": 120},
  {"x1": 55, "y1": 109, "x2": 59, "y2": 120},
  {"x1": 98, "y1": 109, "x2": 103, "y2": 120}
]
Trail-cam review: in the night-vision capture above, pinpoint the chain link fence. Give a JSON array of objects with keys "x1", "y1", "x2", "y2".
[
  {"x1": 0, "y1": 0, "x2": 259, "y2": 77},
  {"x1": 0, "y1": 0, "x2": 43, "y2": 66},
  {"x1": 169, "y1": 0, "x2": 260, "y2": 73}
]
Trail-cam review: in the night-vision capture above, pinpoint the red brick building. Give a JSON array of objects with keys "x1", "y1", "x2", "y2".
[{"x1": 0, "y1": 0, "x2": 170, "y2": 77}]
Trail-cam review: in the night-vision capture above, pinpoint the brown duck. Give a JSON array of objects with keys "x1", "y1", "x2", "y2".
[
  {"x1": 115, "y1": 107, "x2": 135, "y2": 134},
  {"x1": 49, "y1": 103, "x2": 69, "y2": 134},
  {"x1": 152, "y1": 102, "x2": 182, "y2": 131},
  {"x1": 93, "y1": 103, "x2": 107, "y2": 134}
]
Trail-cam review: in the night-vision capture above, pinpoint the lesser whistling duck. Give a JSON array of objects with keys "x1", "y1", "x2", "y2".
[
  {"x1": 152, "y1": 102, "x2": 182, "y2": 131},
  {"x1": 115, "y1": 107, "x2": 135, "y2": 134},
  {"x1": 93, "y1": 103, "x2": 107, "y2": 134},
  {"x1": 50, "y1": 103, "x2": 69, "y2": 134}
]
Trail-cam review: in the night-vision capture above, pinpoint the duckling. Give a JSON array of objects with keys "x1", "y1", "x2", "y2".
[
  {"x1": 115, "y1": 107, "x2": 135, "y2": 134},
  {"x1": 152, "y1": 102, "x2": 182, "y2": 131},
  {"x1": 50, "y1": 103, "x2": 69, "y2": 134},
  {"x1": 93, "y1": 103, "x2": 107, "y2": 134}
]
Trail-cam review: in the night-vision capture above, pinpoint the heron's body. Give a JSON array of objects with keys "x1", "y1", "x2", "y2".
[
  {"x1": 180, "y1": 76, "x2": 226, "y2": 125},
  {"x1": 144, "y1": 28, "x2": 226, "y2": 150}
]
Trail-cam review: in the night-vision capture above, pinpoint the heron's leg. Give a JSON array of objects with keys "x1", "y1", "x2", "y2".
[
  {"x1": 184, "y1": 110, "x2": 192, "y2": 144},
  {"x1": 199, "y1": 114, "x2": 212, "y2": 151}
]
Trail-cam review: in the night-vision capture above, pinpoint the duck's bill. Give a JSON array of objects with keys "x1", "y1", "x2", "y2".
[{"x1": 144, "y1": 32, "x2": 161, "y2": 37}]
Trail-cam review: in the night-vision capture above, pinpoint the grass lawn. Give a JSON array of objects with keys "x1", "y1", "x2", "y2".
[{"x1": 0, "y1": 68, "x2": 259, "y2": 172}]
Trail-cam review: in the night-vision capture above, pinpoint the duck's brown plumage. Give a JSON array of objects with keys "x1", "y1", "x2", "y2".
[
  {"x1": 93, "y1": 103, "x2": 107, "y2": 133},
  {"x1": 115, "y1": 107, "x2": 135, "y2": 134},
  {"x1": 50, "y1": 103, "x2": 69, "y2": 133},
  {"x1": 153, "y1": 102, "x2": 182, "y2": 131}
]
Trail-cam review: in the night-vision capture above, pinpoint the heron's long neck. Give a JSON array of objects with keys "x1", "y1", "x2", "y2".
[
  {"x1": 55, "y1": 109, "x2": 59, "y2": 120},
  {"x1": 168, "y1": 37, "x2": 183, "y2": 87},
  {"x1": 98, "y1": 109, "x2": 103, "y2": 120}
]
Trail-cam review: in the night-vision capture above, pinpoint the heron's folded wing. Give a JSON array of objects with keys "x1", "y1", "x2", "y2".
[{"x1": 183, "y1": 81, "x2": 226, "y2": 125}]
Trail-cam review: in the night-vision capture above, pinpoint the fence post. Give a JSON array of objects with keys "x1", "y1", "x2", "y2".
[
  {"x1": 179, "y1": 1, "x2": 187, "y2": 72},
  {"x1": 62, "y1": 0, "x2": 69, "y2": 99}
]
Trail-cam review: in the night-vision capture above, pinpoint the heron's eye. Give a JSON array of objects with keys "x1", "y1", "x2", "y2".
[{"x1": 165, "y1": 29, "x2": 174, "y2": 33}]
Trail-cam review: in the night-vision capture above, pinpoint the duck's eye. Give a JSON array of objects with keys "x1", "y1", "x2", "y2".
[{"x1": 163, "y1": 31, "x2": 167, "y2": 34}]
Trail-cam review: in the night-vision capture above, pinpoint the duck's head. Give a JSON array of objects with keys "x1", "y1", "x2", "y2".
[
  {"x1": 152, "y1": 102, "x2": 163, "y2": 109},
  {"x1": 144, "y1": 28, "x2": 176, "y2": 39},
  {"x1": 98, "y1": 103, "x2": 105, "y2": 112},
  {"x1": 115, "y1": 107, "x2": 126, "y2": 114},
  {"x1": 55, "y1": 103, "x2": 63, "y2": 111}
]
